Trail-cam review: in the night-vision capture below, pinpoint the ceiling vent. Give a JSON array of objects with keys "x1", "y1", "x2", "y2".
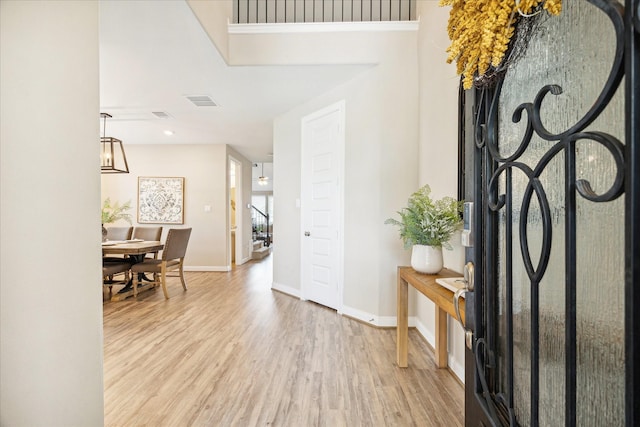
[
  {"x1": 185, "y1": 95, "x2": 218, "y2": 107},
  {"x1": 152, "y1": 111, "x2": 171, "y2": 119}
]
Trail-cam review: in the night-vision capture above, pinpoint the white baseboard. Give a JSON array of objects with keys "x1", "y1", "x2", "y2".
[
  {"x1": 377, "y1": 315, "x2": 399, "y2": 328},
  {"x1": 187, "y1": 257, "x2": 254, "y2": 269},
  {"x1": 184, "y1": 265, "x2": 231, "y2": 272},
  {"x1": 340, "y1": 305, "x2": 379, "y2": 326},
  {"x1": 447, "y1": 354, "x2": 465, "y2": 384},
  {"x1": 413, "y1": 316, "x2": 436, "y2": 348},
  {"x1": 271, "y1": 281, "x2": 301, "y2": 298},
  {"x1": 339, "y1": 305, "x2": 398, "y2": 328}
]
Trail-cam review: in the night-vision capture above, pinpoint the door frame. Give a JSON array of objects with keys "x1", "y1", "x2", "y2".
[
  {"x1": 625, "y1": 0, "x2": 640, "y2": 423},
  {"x1": 228, "y1": 155, "x2": 244, "y2": 267},
  {"x1": 461, "y1": 82, "x2": 497, "y2": 426},
  {"x1": 300, "y1": 100, "x2": 345, "y2": 311}
]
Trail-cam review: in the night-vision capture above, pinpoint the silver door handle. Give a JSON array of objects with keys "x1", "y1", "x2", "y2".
[
  {"x1": 454, "y1": 287, "x2": 467, "y2": 330},
  {"x1": 464, "y1": 261, "x2": 474, "y2": 291},
  {"x1": 454, "y1": 261, "x2": 475, "y2": 349},
  {"x1": 454, "y1": 262, "x2": 475, "y2": 327}
]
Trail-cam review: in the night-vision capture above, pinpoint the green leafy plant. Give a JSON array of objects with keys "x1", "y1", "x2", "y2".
[
  {"x1": 385, "y1": 185, "x2": 463, "y2": 250},
  {"x1": 101, "y1": 198, "x2": 132, "y2": 225}
]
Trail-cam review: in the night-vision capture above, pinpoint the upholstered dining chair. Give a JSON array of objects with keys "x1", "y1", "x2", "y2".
[
  {"x1": 105, "y1": 226, "x2": 133, "y2": 241},
  {"x1": 103, "y1": 226, "x2": 134, "y2": 263},
  {"x1": 102, "y1": 260, "x2": 131, "y2": 297},
  {"x1": 132, "y1": 226, "x2": 163, "y2": 259},
  {"x1": 132, "y1": 226, "x2": 162, "y2": 241},
  {"x1": 131, "y1": 227, "x2": 192, "y2": 299}
]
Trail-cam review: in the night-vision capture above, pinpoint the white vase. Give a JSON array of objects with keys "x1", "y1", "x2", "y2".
[{"x1": 411, "y1": 244, "x2": 443, "y2": 274}]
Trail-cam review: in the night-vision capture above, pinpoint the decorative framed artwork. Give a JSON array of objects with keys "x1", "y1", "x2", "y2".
[{"x1": 138, "y1": 177, "x2": 184, "y2": 224}]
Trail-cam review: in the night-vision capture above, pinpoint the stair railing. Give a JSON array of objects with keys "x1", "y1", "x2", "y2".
[
  {"x1": 251, "y1": 205, "x2": 271, "y2": 247},
  {"x1": 234, "y1": 0, "x2": 416, "y2": 24}
]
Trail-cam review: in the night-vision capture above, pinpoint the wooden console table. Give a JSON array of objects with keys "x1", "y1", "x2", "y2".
[{"x1": 397, "y1": 266, "x2": 465, "y2": 369}]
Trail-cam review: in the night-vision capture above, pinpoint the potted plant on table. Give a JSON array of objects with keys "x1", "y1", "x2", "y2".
[
  {"x1": 101, "y1": 198, "x2": 132, "y2": 241},
  {"x1": 385, "y1": 185, "x2": 463, "y2": 274}
]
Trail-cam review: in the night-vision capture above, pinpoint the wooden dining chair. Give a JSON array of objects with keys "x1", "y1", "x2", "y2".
[{"x1": 131, "y1": 227, "x2": 192, "y2": 299}]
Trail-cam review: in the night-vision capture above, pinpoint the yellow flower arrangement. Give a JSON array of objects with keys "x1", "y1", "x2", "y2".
[{"x1": 439, "y1": 0, "x2": 562, "y2": 89}]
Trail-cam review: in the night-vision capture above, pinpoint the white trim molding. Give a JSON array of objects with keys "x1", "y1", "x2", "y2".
[
  {"x1": 237, "y1": 256, "x2": 252, "y2": 265},
  {"x1": 448, "y1": 354, "x2": 465, "y2": 384},
  {"x1": 229, "y1": 19, "x2": 419, "y2": 34},
  {"x1": 184, "y1": 265, "x2": 232, "y2": 272},
  {"x1": 340, "y1": 305, "x2": 398, "y2": 328},
  {"x1": 271, "y1": 282, "x2": 301, "y2": 298},
  {"x1": 413, "y1": 316, "x2": 436, "y2": 352},
  {"x1": 341, "y1": 305, "x2": 380, "y2": 326}
]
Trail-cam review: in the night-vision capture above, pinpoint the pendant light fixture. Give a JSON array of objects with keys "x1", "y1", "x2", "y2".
[
  {"x1": 258, "y1": 162, "x2": 269, "y2": 186},
  {"x1": 100, "y1": 112, "x2": 129, "y2": 174}
]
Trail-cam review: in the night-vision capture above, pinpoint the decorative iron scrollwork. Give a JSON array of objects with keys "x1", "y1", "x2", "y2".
[{"x1": 472, "y1": 0, "x2": 627, "y2": 424}]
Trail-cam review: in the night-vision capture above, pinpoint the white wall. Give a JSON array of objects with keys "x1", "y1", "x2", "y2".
[
  {"x1": 228, "y1": 28, "x2": 409, "y2": 65},
  {"x1": 416, "y1": 0, "x2": 467, "y2": 381},
  {"x1": 273, "y1": 30, "x2": 419, "y2": 322},
  {"x1": 0, "y1": 1, "x2": 104, "y2": 425},
  {"x1": 101, "y1": 144, "x2": 253, "y2": 270},
  {"x1": 272, "y1": 115, "x2": 303, "y2": 297}
]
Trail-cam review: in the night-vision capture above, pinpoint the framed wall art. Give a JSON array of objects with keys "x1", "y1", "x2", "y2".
[{"x1": 138, "y1": 176, "x2": 184, "y2": 224}]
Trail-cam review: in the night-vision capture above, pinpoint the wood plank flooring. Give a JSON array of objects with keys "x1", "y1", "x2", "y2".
[{"x1": 103, "y1": 256, "x2": 464, "y2": 426}]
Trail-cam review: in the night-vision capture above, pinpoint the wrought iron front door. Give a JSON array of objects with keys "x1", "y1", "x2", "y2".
[{"x1": 461, "y1": 0, "x2": 639, "y2": 425}]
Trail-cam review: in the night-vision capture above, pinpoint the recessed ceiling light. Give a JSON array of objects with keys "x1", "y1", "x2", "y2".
[{"x1": 164, "y1": 130, "x2": 174, "y2": 136}]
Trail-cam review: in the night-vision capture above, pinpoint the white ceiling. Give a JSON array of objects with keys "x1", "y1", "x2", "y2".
[{"x1": 99, "y1": 0, "x2": 369, "y2": 163}]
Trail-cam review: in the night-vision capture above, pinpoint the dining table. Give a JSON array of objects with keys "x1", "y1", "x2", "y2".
[{"x1": 102, "y1": 239, "x2": 164, "y2": 301}]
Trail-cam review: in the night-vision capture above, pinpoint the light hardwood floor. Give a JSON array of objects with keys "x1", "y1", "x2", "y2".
[{"x1": 103, "y1": 256, "x2": 465, "y2": 426}]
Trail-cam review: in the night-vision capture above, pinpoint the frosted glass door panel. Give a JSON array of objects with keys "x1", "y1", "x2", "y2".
[{"x1": 493, "y1": 1, "x2": 624, "y2": 425}]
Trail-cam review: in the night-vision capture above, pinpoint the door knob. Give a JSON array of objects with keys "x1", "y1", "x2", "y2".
[{"x1": 304, "y1": 231, "x2": 310, "y2": 236}]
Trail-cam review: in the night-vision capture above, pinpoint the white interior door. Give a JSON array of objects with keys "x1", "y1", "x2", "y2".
[{"x1": 301, "y1": 101, "x2": 345, "y2": 311}]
